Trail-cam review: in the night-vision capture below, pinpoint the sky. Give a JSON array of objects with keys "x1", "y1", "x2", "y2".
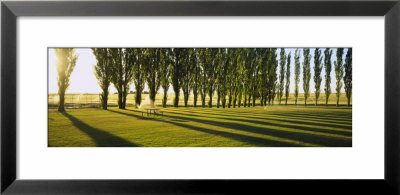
[{"x1": 48, "y1": 48, "x2": 349, "y2": 94}]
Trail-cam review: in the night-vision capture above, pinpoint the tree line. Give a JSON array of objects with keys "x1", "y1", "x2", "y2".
[{"x1": 54, "y1": 48, "x2": 352, "y2": 112}]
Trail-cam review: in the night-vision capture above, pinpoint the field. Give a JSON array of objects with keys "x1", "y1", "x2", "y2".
[{"x1": 48, "y1": 102, "x2": 352, "y2": 147}]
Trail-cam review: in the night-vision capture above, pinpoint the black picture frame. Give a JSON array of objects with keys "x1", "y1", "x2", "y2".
[{"x1": 1, "y1": 0, "x2": 399, "y2": 194}]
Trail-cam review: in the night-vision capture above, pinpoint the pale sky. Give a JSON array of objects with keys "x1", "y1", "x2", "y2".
[{"x1": 48, "y1": 48, "x2": 349, "y2": 94}]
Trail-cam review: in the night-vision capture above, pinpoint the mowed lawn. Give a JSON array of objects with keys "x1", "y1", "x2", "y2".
[{"x1": 48, "y1": 105, "x2": 352, "y2": 147}]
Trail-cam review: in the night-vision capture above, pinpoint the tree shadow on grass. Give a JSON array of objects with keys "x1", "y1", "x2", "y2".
[
  {"x1": 161, "y1": 111, "x2": 351, "y2": 147},
  {"x1": 110, "y1": 109, "x2": 304, "y2": 147},
  {"x1": 174, "y1": 109, "x2": 352, "y2": 131},
  {"x1": 62, "y1": 112, "x2": 139, "y2": 147}
]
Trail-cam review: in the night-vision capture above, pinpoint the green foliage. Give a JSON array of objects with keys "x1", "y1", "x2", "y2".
[
  {"x1": 324, "y1": 48, "x2": 333, "y2": 105},
  {"x1": 206, "y1": 48, "x2": 218, "y2": 108},
  {"x1": 171, "y1": 48, "x2": 184, "y2": 107},
  {"x1": 294, "y1": 49, "x2": 301, "y2": 105},
  {"x1": 92, "y1": 48, "x2": 112, "y2": 110},
  {"x1": 143, "y1": 48, "x2": 162, "y2": 105},
  {"x1": 334, "y1": 48, "x2": 344, "y2": 107},
  {"x1": 132, "y1": 48, "x2": 146, "y2": 108},
  {"x1": 190, "y1": 49, "x2": 201, "y2": 107},
  {"x1": 278, "y1": 48, "x2": 286, "y2": 104},
  {"x1": 268, "y1": 49, "x2": 278, "y2": 105},
  {"x1": 180, "y1": 48, "x2": 195, "y2": 107},
  {"x1": 302, "y1": 48, "x2": 311, "y2": 105},
  {"x1": 109, "y1": 48, "x2": 134, "y2": 109},
  {"x1": 313, "y1": 48, "x2": 323, "y2": 105},
  {"x1": 160, "y1": 48, "x2": 172, "y2": 108},
  {"x1": 344, "y1": 48, "x2": 352, "y2": 106},
  {"x1": 55, "y1": 48, "x2": 78, "y2": 112},
  {"x1": 285, "y1": 52, "x2": 291, "y2": 105}
]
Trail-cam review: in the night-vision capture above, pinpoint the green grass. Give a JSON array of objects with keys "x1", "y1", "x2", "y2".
[{"x1": 48, "y1": 105, "x2": 352, "y2": 147}]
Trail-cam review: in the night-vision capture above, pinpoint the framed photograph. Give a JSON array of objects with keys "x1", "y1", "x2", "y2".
[{"x1": 2, "y1": 0, "x2": 399, "y2": 194}]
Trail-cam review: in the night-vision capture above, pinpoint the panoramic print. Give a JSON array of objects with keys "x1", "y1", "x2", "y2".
[{"x1": 48, "y1": 48, "x2": 352, "y2": 147}]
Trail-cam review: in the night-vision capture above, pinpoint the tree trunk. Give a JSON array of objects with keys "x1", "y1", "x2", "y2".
[
  {"x1": 217, "y1": 90, "x2": 221, "y2": 108},
  {"x1": 193, "y1": 92, "x2": 198, "y2": 107},
  {"x1": 336, "y1": 95, "x2": 340, "y2": 107},
  {"x1": 326, "y1": 95, "x2": 329, "y2": 105},
  {"x1": 58, "y1": 90, "x2": 65, "y2": 112},
  {"x1": 201, "y1": 92, "x2": 206, "y2": 107},
  {"x1": 184, "y1": 92, "x2": 189, "y2": 107},
  {"x1": 174, "y1": 91, "x2": 179, "y2": 107},
  {"x1": 252, "y1": 93, "x2": 256, "y2": 107},
  {"x1": 285, "y1": 95, "x2": 288, "y2": 105},
  {"x1": 135, "y1": 91, "x2": 142, "y2": 108},
  {"x1": 347, "y1": 95, "x2": 351, "y2": 106},
  {"x1": 208, "y1": 90, "x2": 213, "y2": 108},
  {"x1": 228, "y1": 94, "x2": 232, "y2": 108},
  {"x1": 102, "y1": 91, "x2": 108, "y2": 110},
  {"x1": 162, "y1": 92, "x2": 167, "y2": 108},
  {"x1": 244, "y1": 94, "x2": 247, "y2": 107}
]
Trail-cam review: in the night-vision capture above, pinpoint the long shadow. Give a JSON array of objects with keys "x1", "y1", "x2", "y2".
[
  {"x1": 62, "y1": 112, "x2": 139, "y2": 147},
  {"x1": 272, "y1": 113, "x2": 352, "y2": 123},
  {"x1": 161, "y1": 111, "x2": 352, "y2": 147},
  {"x1": 164, "y1": 110, "x2": 352, "y2": 137},
  {"x1": 124, "y1": 109, "x2": 351, "y2": 147},
  {"x1": 174, "y1": 109, "x2": 352, "y2": 130},
  {"x1": 110, "y1": 109, "x2": 306, "y2": 147},
  {"x1": 177, "y1": 108, "x2": 353, "y2": 122}
]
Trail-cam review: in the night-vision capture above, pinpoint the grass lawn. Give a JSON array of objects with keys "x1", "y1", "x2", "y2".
[{"x1": 48, "y1": 105, "x2": 352, "y2": 147}]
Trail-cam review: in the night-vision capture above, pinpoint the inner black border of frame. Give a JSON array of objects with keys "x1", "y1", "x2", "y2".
[{"x1": 2, "y1": 0, "x2": 400, "y2": 194}]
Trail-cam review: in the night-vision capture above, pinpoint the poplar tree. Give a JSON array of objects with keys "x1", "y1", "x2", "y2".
[
  {"x1": 285, "y1": 51, "x2": 291, "y2": 105},
  {"x1": 267, "y1": 49, "x2": 278, "y2": 105},
  {"x1": 294, "y1": 49, "x2": 301, "y2": 105},
  {"x1": 344, "y1": 48, "x2": 352, "y2": 106},
  {"x1": 171, "y1": 48, "x2": 183, "y2": 107},
  {"x1": 92, "y1": 48, "x2": 111, "y2": 110},
  {"x1": 278, "y1": 48, "x2": 286, "y2": 104},
  {"x1": 55, "y1": 48, "x2": 78, "y2": 112},
  {"x1": 191, "y1": 49, "x2": 201, "y2": 107},
  {"x1": 160, "y1": 48, "x2": 171, "y2": 108},
  {"x1": 324, "y1": 48, "x2": 333, "y2": 105},
  {"x1": 199, "y1": 48, "x2": 208, "y2": 107},
  {"x1": 132, "y1": 48, "x2": 146, "y2": 108},
  {"x1": 180, "y1": 48, "x2": 194, "y2": 107},
  {"x1": 144, "y1": 48, "x2": 162, "y2": 108},
  {"x1": 334, "y1": 48, "x2": 344, "y2": 106},
  {"x1": 313, "y1": 48, "x2": 323, "y2": 105},
  {"x1": 207, "y1": 48, "x2": 218, "y2": 108},
  {"x1": 302, "y1": 48, "x2": 311, "y2": 105}
]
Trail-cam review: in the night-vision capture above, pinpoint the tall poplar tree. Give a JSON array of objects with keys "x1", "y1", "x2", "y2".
[
  {"x1": 313, "y1": 48, "x2": 323, "y2": 105},
  {"x1": 199, "y1": 48, "x2": 208, "y2": 107},
  {"x1": 278, "y1": 48, "x2": 286, "y2": 104},
  {"x1": 132, "y1": 48, "x2": 146, "y2": 108},
  {"x1": 92, "y1": 48, "x2": 111, "y2": 110},
  {"x1": 344, "y1": 48, "x2": 352, "y2": 106},
  {"x1": 55, "y1": 48, "x2": 78, "y2": 112},
  {"x1": 160, "y1": 48, "x2": 171, "y2": 108},
  {"x1": 294, "y1": 49, "x2": 301, "y2": 105},
  {"x1": 144, "y1": 48, "x2": 162, "y2": 108},
  {"x1": 302, "y1": 48, "x2": 311, "y2": 105},
  {"x1": 171, "y1": 48, "x2": 183, "y2": 107},
  {"x1": 324, "y1": 48, "x2": 333, "y2": 105},
  {"x1": 285, "y1": 51, "x2": 291, "y2": 105},
  {"x1": 206, "y1": 48, "x2": 218, "y2": 108},
  {"x1": 334, "y1": 48, "x2": 344, "y2": 106},
  {"x1": 191, "y1": 49, "x2": 201, "y2": 107},
  {"x1": 180, "y1": 48, "x2": 194, "y2": 107}
]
